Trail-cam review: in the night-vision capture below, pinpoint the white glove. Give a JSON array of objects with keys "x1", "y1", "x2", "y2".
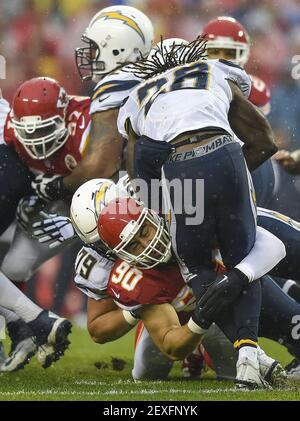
[
  {"x1": 32, "y1": 212, "x2": 76, "y2": 248},
  {"x1": 16, "y1": 195, "x2": 43, "y2": 232}
]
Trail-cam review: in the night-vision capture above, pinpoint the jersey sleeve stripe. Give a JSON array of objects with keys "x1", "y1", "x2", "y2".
[
  {"x1": 79, "y1": 121, "x2": 91, "y2": 155},
  {"x1": 91, "y1": 80, "x2": 140, "y2": 101}
]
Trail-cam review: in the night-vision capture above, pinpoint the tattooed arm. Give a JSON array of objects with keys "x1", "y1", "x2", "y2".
[{"x1": 63, "y1": 108, "x2": 124, "y2": 191}]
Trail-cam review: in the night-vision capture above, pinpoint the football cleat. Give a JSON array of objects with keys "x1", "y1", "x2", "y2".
[
  {"x1": 0, "y1": 337, "x2": 37, "y2": 372},
  {"x1": 235, "y1": 357, "x2": 272, "y2": 389},
  {"x1": 37, "y1": 343, "x2": 58, "y2": 369},
  {"x1": 257, "y1": 347, "x2": 287, "y2": 386},
  {"x1": 7, "y1": 319, "x2": 35, "y2": 354},
  {"x1": 285, "y1": 358, "x2": 300, "y2": 380},
  {"x1": 0, "y1": 319, "x2": 38, "y2": 372},
  {"x1": 28, "y1": 310, "x2": 72, "y2": 368}
]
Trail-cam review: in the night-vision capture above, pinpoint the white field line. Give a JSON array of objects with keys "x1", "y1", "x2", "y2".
[{"x1": 0, "y1": 387, "x2": 296, "y2": 397}]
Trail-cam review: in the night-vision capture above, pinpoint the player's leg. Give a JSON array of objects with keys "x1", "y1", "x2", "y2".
[
  {"x1": 1, "y1": 199, "x2": 77, "y2": 284},
  {"x1": 259, "y1": 275, "x2": 300, "y2": 360},
  {"x1": 132, "y1": 322, "x2": 173, "y2": 380},
  {"x1": 0, "y1": 306, "x2": 37, "y2": 370},
  {"x1": 251, "y1": 159, "x2": 276, "y2": 208},
  {"x1": 0, "y1": 271, "x2": 71, "y2": 371},
  {"x1": 0, "y1": 145, "x2": 33, "y2": 235},
  {"x1": 257, "y1": 207, "x2": 300, "y2": 281}
]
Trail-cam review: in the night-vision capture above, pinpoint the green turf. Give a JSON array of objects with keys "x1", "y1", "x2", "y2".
[{"x1": 0, "y1": 327, "x2": 299, "y2": 401}]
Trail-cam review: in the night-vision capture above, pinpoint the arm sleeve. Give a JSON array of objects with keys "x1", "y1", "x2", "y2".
[
  {"x1": 235, "y1": 226, "x2": 286, "y2": 281},
  {"x1": 217, "y1": 59, "x2": 252, "y2": 98},
  {"x1": 90, "y1": 69, "x2": 140, "y2": 114},
  {"x1": 74, "y1": 247, "x2": 114, "y2": 301}
]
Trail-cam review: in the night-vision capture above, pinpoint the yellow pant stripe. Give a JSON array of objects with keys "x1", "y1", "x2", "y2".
[{"x1": 234, "y1": 339, "x2": 258, "y2": 349}]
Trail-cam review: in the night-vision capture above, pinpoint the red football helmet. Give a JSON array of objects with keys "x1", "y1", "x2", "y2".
[
  {"x1": 11, "y1": 77, "x2": 69, "y2": 160},
  {"x1": 98, "y1": 197, "x2": 172, "y2": 269},
  {"x1": 202, "y1": 16, "x2": 250, "y2": 67}
]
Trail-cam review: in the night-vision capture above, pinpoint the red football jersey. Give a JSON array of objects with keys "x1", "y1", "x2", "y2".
[
  {"x1": 107, "y1": 260, "x2": 196, "y2": 314},
  {"x1": 248, "y1": 74, "x2": 271, "y2": 115},
  {"x1": 4, "y1": 95, "x2": 90, "y2": 175}
]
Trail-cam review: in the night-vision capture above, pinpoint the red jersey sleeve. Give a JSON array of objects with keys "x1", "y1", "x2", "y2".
[
  {"x1": 3, "y1": 111, "x2": 16, "y2": 147},
  {"x1": 248, "y1": 74, "x2": 271, "y2": 115}
]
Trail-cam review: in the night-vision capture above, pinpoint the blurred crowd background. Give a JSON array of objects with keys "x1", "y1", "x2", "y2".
[{"x1": 1, "y1": 0, "x2": 300, "y2": 322}]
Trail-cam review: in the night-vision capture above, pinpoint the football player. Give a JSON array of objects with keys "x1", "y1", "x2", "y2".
[
  {"x1": 34, "y1": 179, "x2": 293, "y2": 388},
  {"x1": 202, "y1": 16, "x2": 277, "y2": 208},
  {"x1": 0, "y1": 4, "x2": 154, "y2": 370},
  {"x1": 118, "y1": 37, "x2": 279, "y2": 383},
  {"x1": 97, "y1": 194, "x2": 300, "y2": 387},
  {"x1": 33, "y1": 177, "x2": 300, "y2": 380},
  {"x1": 0, "y1": 76, "x2": 89, "y2": 370}
]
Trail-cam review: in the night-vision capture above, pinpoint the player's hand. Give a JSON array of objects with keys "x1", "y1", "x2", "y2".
[
  {"x1": 31, "y1": 174, "x2": 70, "y2": 202},
  {"x1": 197, "y1": 268, "x2": 250, "y2": 321},
  {"x1": 16, "y1": 195, "x2": 45, "y2": 232},
  {"x1": 32, "y1": 212, "x2": 76, "y2": 248},
  {"x1": 273, "y1": 149, "x2": 300, "y2": 175}
]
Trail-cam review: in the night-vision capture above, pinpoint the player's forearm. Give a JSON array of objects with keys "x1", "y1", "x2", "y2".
[
  {"x1": 242, "y1": 135, "x2": 277, "y2": 171},
  {"x1": 63, "y1": 149, "x2": 121, "y2": 191},
  {"x1": 161, "y1": 325, "x2": 203, "y2": 361},
  {"x1": 88, "y1": 309, "x2": 133, "y2": 344}
]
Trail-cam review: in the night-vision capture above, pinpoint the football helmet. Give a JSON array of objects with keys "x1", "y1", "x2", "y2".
[
  {"x1": 70, "y1": 178, "x2": 128, "y2": 248},
  {"x1": 98, "y1": 197, "x2": 172, "y2": 269},
  {"x1": 75, "y1": 5, "x2": 154, "y2": 81},
  {"x1": 11, "y1": 77, "x2": 69, "y2": 160},
  {"x1": 202, "y1": 16, "x2": 250, "y2": 67},
  {"x1": 148, "y1": 37, "x2": 189, "y2": 61}
]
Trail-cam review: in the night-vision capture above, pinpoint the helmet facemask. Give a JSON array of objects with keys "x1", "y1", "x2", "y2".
[
  {"x1": 76, "y1": 34, "x2": 142, "y2": 81},
  {"x1": 75, "y1": 35, "x2": 107, "y2": 81},
  {"x1": 12, "y1": 114, "x2": 68, "y2": 160},
  {"x1": 112, "y1": 208, "x2": 172, "y2": 269},
  {"x1": 206, "y1": 39, "x2": 249, "y2": 67}
]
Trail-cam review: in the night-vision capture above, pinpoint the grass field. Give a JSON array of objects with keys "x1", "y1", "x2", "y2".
[{"x1": 0, "y1": 326, "x2": 300, "y2": 401}]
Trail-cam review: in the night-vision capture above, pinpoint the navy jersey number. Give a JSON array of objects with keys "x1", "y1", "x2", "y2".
[{"x1": 137, "y1": 62, "x2": 210, "y2": 116}]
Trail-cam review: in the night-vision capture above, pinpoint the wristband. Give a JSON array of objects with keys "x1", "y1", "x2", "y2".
[
  {"x1": 122, "y1": 309, "x2": 139, "y2": 326},
  {"x1": 187, "y1": 318, "x2": 207, "y2": 335}
]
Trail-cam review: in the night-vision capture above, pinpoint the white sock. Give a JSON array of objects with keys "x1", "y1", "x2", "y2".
[
  {"x1": 0, "y1": 271, "x2": 42, "y2": 322},
  {"x1": 238, "y1": 346, "x2": 258, "y2": 363},
  {"x1": 0, "y1": 306, "x2": 20, "y2": 324}
]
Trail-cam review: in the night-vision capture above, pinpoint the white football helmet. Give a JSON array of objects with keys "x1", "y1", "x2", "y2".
[
  {"x1": 70, "y1": 178, "x2": 128, "y2": 245},
  {"x1": 75, "y1": 5, "x2": 154, "y2": 80},
  {"x1": 148, "y1": 38, "x2": 189, "y2": 62}
]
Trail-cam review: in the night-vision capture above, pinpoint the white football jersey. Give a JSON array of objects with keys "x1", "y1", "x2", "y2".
[
  {"x1": 74, "y1": 246, "x2": 114, "y2": 301},
  {"x1": 118, "y1": 59, "x2": 252, "y2": 142},
  {"x1": 90, "y1": 67, "x2": 141, "y2": 115},
  {"x1": 0, "y1": 96, "x2": 10, "y2": 144}
]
